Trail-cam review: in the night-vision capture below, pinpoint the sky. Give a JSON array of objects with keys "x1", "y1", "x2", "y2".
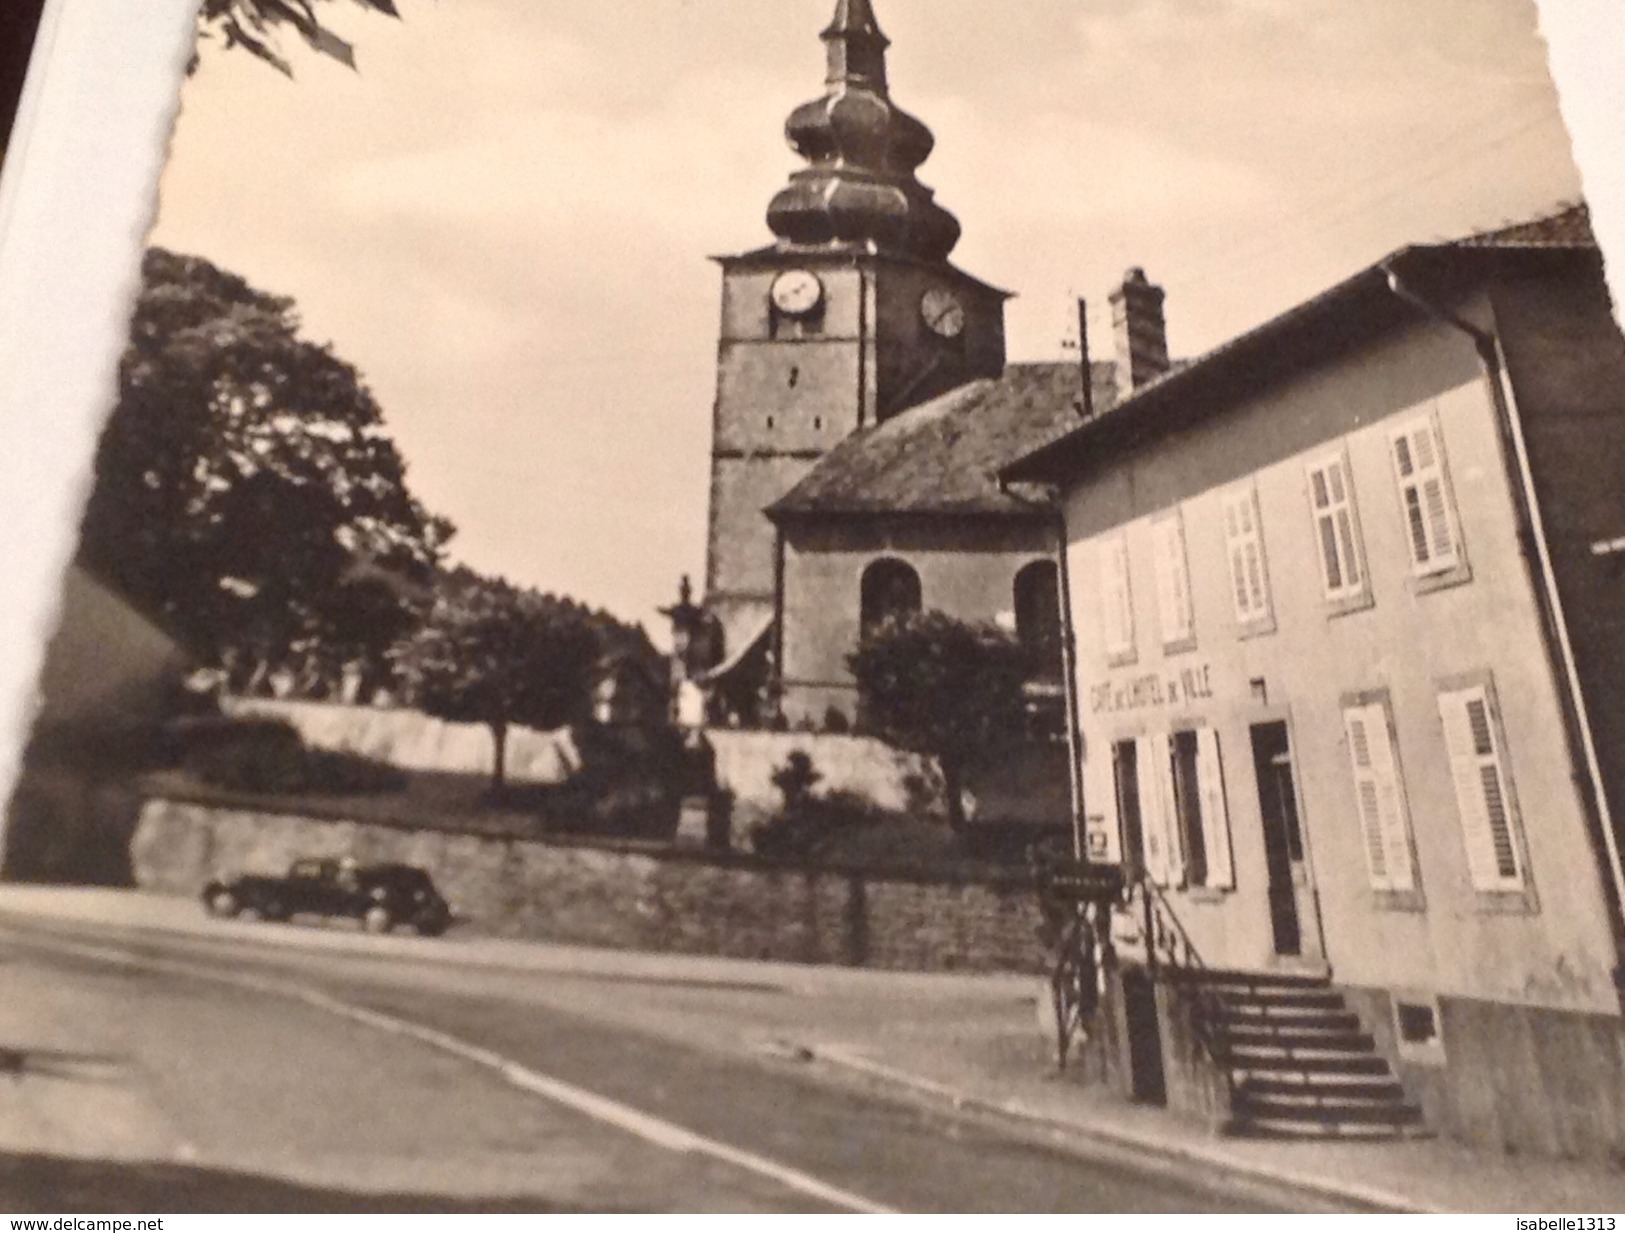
[{"x1": 148, "y1": 0, "x2": 1583, "y2": 641}]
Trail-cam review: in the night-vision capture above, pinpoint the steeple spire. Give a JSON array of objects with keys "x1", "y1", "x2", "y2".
[
  {"x1": 765, "y1": 0, "x2": 961, "y2": 261},
  {"x1": 823, "y1": 0, "x2": 890, "y2": 92}
]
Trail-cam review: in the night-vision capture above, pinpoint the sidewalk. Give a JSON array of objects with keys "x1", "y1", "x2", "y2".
[
  {"x1": 792, "y1": 1012, "x2": 1625, "y2": 1214},
  {"x1": 4, "y1": 886, "x2": 1624, "y2": 1213}
]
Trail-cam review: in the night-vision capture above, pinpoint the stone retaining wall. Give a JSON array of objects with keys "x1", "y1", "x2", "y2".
[
  {"x1": 132, "y1": 796, "x2": 1042, "y2": 974},
  {"x1": 224, "y1": 700, "x2": 947, "y2": 846}
]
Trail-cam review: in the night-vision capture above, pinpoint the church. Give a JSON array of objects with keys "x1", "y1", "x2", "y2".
[{"x1": 685, "y1": 0, "x2": 1165, "y2": 733}]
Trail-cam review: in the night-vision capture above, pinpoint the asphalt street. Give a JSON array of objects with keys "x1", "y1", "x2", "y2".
[{"x1": 0, "y1": 913, "x2": 1293, "y2": 1213}]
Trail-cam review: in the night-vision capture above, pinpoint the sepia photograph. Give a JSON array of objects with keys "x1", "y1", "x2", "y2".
[{"x1": 2, "y1": 0, "x2": 1625, "y2": 1215}]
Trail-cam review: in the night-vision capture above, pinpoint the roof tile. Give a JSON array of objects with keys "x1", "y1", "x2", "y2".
[{"x1": 770, "y1": 361, "x2": 1117, "y2": 517}]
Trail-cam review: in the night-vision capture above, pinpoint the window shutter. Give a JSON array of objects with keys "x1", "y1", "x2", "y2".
[
  {"x1": 1367, "y1": 708, "x2": 1415, "y2": 892},
  {"x1": 1097, "y1": 749, "x2": 1124, "y2": 864},
  {"x1": 1137, "y1": 733, "x2": 1184, "y2": 887},
  {"x1": 1152, "y1": 514, "x2": 1192, "y2": 644},
  {"x1": 1156, "y1": 732, "x2": 1186, "y2": 888},
  {"x1": 1101, "y1": 534, "x2": 1134, "y2": 656},
  {"x1": 1196, "y1": 727, "x2": 1234, "y2": 889},
  {"x1": 1344, "y1": 706, "x2": 1394, "y2": 891},
  {"x1": 1222, "y1": 487, "x2": 1270, "y2": 622},
  {"x1": 1438, "y1": 686, "x2": 1522, "y2": 890},
  {"x1": 1391, "y1": 420, "x2": 1460, "y2": 576}
]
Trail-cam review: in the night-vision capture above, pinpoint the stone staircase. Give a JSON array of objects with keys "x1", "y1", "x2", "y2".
[{"x1": 1174, "y1": 968, "x2": 1427, "y2": 1140}]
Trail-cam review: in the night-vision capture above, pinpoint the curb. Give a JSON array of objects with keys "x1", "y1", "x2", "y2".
[
  {"x1": 0, "y1": 893, "x2": 1036, "y2": 1003},
  {"x1": 803, "y1": 1043, "x2": 1439, "y2": 1215},
  {"x1": 0, "y1": 903, "x2": 795, "y2": 994}
]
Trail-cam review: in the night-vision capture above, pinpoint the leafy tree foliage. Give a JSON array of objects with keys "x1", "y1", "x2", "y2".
[
  {"x1": 847, "y1": 611, "x2": 1030, "y2": 830},
  {"x1": 195, "y1": 0, "x2": 400, "y2": 76},
  {"x1": 78, "y1": 247, "x2": 451, "y2": 693},
  {"x1": 391, "y1": 570, "x2": 652, "y2": 792}
]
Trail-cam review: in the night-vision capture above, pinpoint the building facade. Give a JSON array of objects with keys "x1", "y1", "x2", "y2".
[
  {"x1": 691, "y1": 0, "x2": 1162, "y2": 761},
  {"x1": 1007, "y1": 207, "x2": 1625, "y2": 1158}
]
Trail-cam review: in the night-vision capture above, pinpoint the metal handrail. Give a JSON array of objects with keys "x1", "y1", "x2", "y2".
[
  {"x1": 1128, "y1": 873, "x2": 1321, "y2": 1101},
  {"x1": 1030, "y1": 848, "x2": 1120, "y2": 1071}
]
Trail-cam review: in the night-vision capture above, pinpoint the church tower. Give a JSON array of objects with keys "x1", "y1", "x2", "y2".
[{"x1": 703, "y1": 0, "x2": 1009, "y2": 669}]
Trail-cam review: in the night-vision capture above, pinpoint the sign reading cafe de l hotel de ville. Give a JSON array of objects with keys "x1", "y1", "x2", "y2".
[{"x1": 1090, "y1": 663, "x2": 1219, "y2": 717}]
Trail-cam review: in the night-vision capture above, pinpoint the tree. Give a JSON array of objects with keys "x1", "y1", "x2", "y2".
[
  {"x1": 847, "y1": 611, "x2": 1031, "y2": 831},
  {"x1": 390, "y1": 572, "x2": 604, "y2": 793},
  {"x1": 195, "y1": 0, "x2": 401, "y2": 76},
  {"x1": 77, "y1": 247, "x2": 452, "y2": 692}
]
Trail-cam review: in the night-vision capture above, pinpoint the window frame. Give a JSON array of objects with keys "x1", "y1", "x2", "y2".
[
  {"x1": 1219, "y1": 481, "x2": 1276, "y2": 639},
  {"x1": 1099, "y1": 531, "x2": 1137, "y2": 667},
  {"x1": 1435, "y1": 670, "x2": 1538, "y2": 914},
  {"x1": 1304, "y1": 445, "x2": 1373, "y2": 616},
  {"x1": 1150, "y1": 508, "x2": 1197, "y2": 654},
  {"x1": 1388, "y1": 412, "x2": 1471, "y2": 593},
  {"x1": 1135, "y1": 723, "x2": 1235, "y2": 895}
]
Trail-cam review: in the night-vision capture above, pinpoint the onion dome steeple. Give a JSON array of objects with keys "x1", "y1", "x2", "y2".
[{"x1": 767, "y1": 0, "x2": 961, "y2": 262}]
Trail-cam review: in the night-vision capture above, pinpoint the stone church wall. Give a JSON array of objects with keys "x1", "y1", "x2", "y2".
[
  {"x1": 130, "y1": 796, "x2": 1043, "y2": 974},
  {"x1": 779, "y1": 517, "x2": 1057, "y2": 725}
]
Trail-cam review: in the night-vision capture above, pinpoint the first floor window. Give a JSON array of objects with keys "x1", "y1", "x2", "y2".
[
  {"x1": 1151, "y1": 510, "x2": 1194, "y2": 646},
  {"x1": 1100, "y1": 532, "x2": 1135, "y2": 660},
  {"x1": 1221, "y1": 483, "x2": 1272, "y2": 627},
  {"x1": 1307, "y1": 452, "x2": 1365, "y2": 601},
  {"x1": 1390, "y1": 417, "x2": 1462, "y2": 578}
]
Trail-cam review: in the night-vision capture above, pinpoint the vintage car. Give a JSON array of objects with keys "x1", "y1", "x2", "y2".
[{"x1": 202, "y1": 858, "x2": 452, "y2": 936}]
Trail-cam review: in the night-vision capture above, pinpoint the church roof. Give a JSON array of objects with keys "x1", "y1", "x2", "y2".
[{"x1": 769, "y1": 361, "x2": 1118, "y2": 519}]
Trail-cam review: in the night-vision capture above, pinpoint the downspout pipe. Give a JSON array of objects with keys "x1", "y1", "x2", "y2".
[
  {"x1": 998, "y1": 477, "x2": 1088, "y2": 860},
  {"x1": 1382, "y1": 260, "x2": 1625, "y2": 998}
]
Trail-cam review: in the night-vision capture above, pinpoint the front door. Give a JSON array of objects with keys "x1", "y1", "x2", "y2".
[{"x1": 1249, "y1": 722, "x2": 1324, "y2": 960}]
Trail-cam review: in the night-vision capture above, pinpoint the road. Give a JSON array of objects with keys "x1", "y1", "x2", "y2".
[{"x1": 0, "y1": 911, "x2": 1296, "y2": 1214}]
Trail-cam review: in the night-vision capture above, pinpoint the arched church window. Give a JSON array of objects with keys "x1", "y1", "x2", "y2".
[
  {"x1": 860, "y1": 558, "x2": 922, "y2": 635},
  {"x1": 1014, "y1": 560, "x2": 1063, "y2": 679}
]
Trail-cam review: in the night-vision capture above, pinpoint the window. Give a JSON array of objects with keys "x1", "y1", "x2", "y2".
[
  {"x1": 1110, "y1": 739, "x2": 1143, "y2": 875},
  {"x1": 1221, "y1": 484, "x2": 1272, "y2": 630},
  {"x1": 1171, "y1": 732, "x2": 1209, "y2": 886},
  {"x1": 859, "y1": 559, "x2": 921, "y2": 635},
  {"x1": 1437, "y1": 682, "x2": 1526, "y2": 894},
  {"x1": 1390, "y1": 417, "x2": 1462, "y2": 579},
  {"x1": 1306, "y1": 452, "x2": 1367, "y2": 604},
  {"x1": 1013, "y1": 560, "x2": 1063, "y2": 680},
  {"x1": 1341, "y1": 698, "x2": 1419, "y2": 898},
  {"x1": 1100, "y1": 532, "x2": 1135, "y2": 663},
  {"x1": 1151, "y1": 511, "x2": 1194, "y2": 649},
  {"x1": 1133, "y1": 727, "x2": 1234, "y2": 891}
]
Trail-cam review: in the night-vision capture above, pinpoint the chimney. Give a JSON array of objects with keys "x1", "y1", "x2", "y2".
[{"x1": 1109, "y1": 267, "x2": 1169, "y2": 402}]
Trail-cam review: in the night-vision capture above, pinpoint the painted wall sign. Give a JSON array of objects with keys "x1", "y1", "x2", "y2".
[{"x1": 1089, "y1": 662, "x2": 1216, "y2": 715}]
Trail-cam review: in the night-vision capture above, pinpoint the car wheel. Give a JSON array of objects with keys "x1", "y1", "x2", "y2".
[
  {"x1": 205, "y1": 888, "x2": 239, "y2": 918},
  {"x1": 415, "y1": 916, "x2": 448, "y2": 938},
  {"x1": 362, "y1": 904, "x2": 394, "y2": 934}
]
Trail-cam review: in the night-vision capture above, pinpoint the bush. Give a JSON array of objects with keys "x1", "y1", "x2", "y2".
[
  {"x1": 822, "y1": 706, "x2": 851, "y2": 735},
  {"x1": 751, "y1": 784, "x2": 888, "y2": 862},
  {"x1": 180, "y1": 717, "x2": 405, "y2": 796},
  {"x1": 514, "y1": 722, "x2": 687, "y2": 841}
]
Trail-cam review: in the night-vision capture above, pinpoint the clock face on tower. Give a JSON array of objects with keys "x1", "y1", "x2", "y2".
[
  {"x1": 921, "y1": 287, "x2": 966, "y2": 339},
  {"x1": 770, "y1": 269, "x2": 824, "y2": 317}
]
